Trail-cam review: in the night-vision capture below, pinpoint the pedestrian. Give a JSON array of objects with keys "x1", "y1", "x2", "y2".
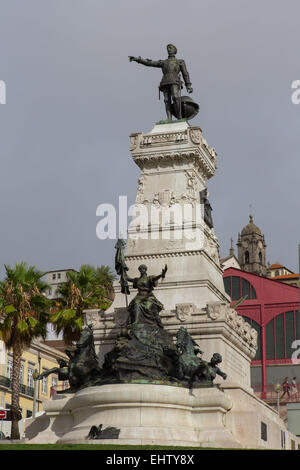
[
  {"x1": 281, "y1": 377, "x2": 290, "y2": 399},
  {"x1": 291, "y1": 377, "x2": 298, "y2": 401}
]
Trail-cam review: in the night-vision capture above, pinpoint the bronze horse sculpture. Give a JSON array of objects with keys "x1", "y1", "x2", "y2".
[
  {"x1": 36, "y1": 324, "x2": 102, "y2": 393},
  {"x1": 175, "y1": 327, "x2": 227, "y2": 388},
  {"x1": 175, "y1": 327, "x2": 204, "y2": 388}
]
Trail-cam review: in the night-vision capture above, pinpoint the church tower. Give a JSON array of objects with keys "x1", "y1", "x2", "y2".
[{"x1": 237, "y1": 215, "x2": 267, "y2": 276}]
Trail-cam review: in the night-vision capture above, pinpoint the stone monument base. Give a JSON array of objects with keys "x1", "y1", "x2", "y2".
[
  {"x1": 25, "y1": 384, "x2": 237, "y2": 447},
  {"x1": 25, "y1": 383, "x2": 299, "y2": 449}
]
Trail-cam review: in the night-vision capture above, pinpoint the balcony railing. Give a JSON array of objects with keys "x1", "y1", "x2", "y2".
[
  {"x1": 0, "y1": 375, "x2": 34, "y2": 397},
  {"x1": 253, "y1": 384, "x2": 300, "y2": 402}
]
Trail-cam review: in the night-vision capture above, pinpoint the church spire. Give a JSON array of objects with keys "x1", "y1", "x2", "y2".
[
  {"x1": 229, "y1": 237, "x2": 234, "y2": 257},
  {"x1": 237, "y1": 214, "x2": 267, "y2": 277}
]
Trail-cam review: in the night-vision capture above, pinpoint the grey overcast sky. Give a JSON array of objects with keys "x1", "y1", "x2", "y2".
[{"x1": 0, "y1": 0, "x2": 299, "y2": 277}]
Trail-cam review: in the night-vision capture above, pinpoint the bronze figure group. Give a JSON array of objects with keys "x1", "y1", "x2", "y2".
[{"x1": 36, "y1": 248, "x2": 226, "y2": 392}]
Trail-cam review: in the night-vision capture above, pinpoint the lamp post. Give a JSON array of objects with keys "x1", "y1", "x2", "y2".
[
  {"x1": 274, "y1": 382, "x2": 282, "y2": 415},
  {"x1": 32, "y1": 369, "x2": 39, "y2": 419}
]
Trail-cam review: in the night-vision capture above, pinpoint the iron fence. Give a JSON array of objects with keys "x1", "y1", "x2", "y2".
[
  {"x1": 0, "y1": 375, "x2": 34, "y2": 397},
  {"x1": 252, "y1": 383, "x2": 300, "y2": 402}
]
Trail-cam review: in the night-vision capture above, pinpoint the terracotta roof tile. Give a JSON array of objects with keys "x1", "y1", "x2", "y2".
[{"x1": 273, "y1": 274, "x2": 299, "y2": 279}]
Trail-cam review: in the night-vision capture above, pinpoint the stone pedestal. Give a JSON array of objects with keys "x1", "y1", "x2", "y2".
[
  {"x1": 107, "y1": 121, "x2": 229, "y2": 314},
  {"x1": 26, "y1": 384, "x2": 237, "y2": 448},
  {"x1": 25, "y1": 383, "x2": 299, "y2": 449}
]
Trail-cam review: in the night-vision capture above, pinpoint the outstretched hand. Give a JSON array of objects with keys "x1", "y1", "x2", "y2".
[
  {"x1": 129, "y1": 56, "x2": 141, "y2": 63},
  {"x1": 161, "y1": 264, "x2": 168, "y2": 279}
]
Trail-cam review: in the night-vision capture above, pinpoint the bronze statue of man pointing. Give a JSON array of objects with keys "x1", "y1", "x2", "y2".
[{"x1": 129, "y1": 44, "x2": 198, "y2": 121}]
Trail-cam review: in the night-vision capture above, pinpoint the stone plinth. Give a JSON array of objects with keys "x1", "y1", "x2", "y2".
[
  {"x1": 107, "y1": 121, "x2": 229, "y2": 315},
  {"x1": 25, "y1": 383, "x2": 300, "y2": 449},
  {"x1": 26, "y1": 384, "x2": 237, "y2": 448}
]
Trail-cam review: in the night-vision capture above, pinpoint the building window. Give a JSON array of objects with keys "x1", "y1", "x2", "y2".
[
  {"x1": 57, "y1": 273, "x2": 61, "y2": 280},
  {"x1": 52, "y1": 273, "x2": 56, "y2": 280},
  {"x1": 275, "y1": 270, "x2": 279, "y2": 276},
  {"x1": 261, "y1": 422, "x2": 267, "y2": 441},
  {"x1": 62, "y1": 381, "x2": 69, "y2": 391},
  {"x1": 26, "y1": 410, "x2": 32, "y2": 418},
  {"x1": 223, "y1": 276, "x2": 257, "y2": 301},
  {"x1": 232, "y1": 276, "x2": 240, "y2": 300},
  {"x1": 51, "y1": 376, "x2": 58, "y2": 389},
  {"x1": 259, "y1": 252, "x2": 262, "y2": 264},
  {"x1": 7, "y1": 359, "x2": 13, "y2": 380},
  {"x1": 266, "y1": 310, "x2": 300, "y2": 360},
  {"x1": 41, "y1": 373, "x2": 48, "y2": 395},
  {"x1": 19, "y1": 362, "x2": 24, "y2": 385},
  {"x1": 27, "y1": 366, "x2": 35, "y2": 389},
  {"x1": 245, "y1": 251, "x2": 250, "y2": 264}
]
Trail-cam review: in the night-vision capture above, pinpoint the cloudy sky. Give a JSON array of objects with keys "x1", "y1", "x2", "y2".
[{"x1": 0, "y1": 0, "x2": 299, "y2": 277}]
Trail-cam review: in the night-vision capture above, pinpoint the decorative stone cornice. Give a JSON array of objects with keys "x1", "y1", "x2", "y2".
[
  {"x1": 130, "y1": 123, "x2": 217, "y2": 180},
  {"x1": 132, "y1": 150, "x2": 216, "y2": 180},
  {"x1": 125, "y1": 249, "x2": 204, "y2": 260},
  {"x1": 206, "y1": 302, "x2": 258, "y2": 352}
]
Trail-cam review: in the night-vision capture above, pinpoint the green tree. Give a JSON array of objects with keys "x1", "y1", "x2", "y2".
[
  {"x1": 51, "y1": 265, "x2": 116, "y2": 345},
  {"x1": 0, "y1": 262, "x2": 50, "y2": 439}
]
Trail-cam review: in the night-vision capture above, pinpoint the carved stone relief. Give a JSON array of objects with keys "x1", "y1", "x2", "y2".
[
  {"x1": 205, "y1": 302, "x2": 258, "y2": 350},
  {"x1": 136, "y1": 175, "x2": 146, "y2": 204},
  {"x1": 130, "y1": 133, "x2": 140, "y2": 151},
  {"x1": 175, "y1": 303, "x2": 196, "y2": 322},
  {"x1": 206, "y1": 302, "x2": 225, "y2": 320},
  {"x1": 203, "y1": 234, "x2": 220, "y2": 264},
  {"x1": 189, "y1": 127, "x2": 202, "y2": 144},
  {"x1": 141, "y1": 130, "x2": 188, "y2": 147},
  {"x1": 84, "y1": 310, "x2": 103, "y2": 328}
]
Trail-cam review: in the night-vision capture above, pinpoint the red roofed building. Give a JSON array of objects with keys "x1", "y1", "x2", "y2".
[
  {"x1": 222, "y1": 216, "x2": 300, "y2": 401},
  {"x1": 223, "y1": 267, "x2": 300, "y2": 398},
  {"x1": 268, "y1": 263, "x2": 300, "y2": 287}
]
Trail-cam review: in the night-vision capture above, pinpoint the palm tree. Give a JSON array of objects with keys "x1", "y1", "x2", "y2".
[
  {"x1": 0, "y1": 262, "x2": 50, "y2": 439},
  {"x1": 95, "y1": 265, "x2": 116, "y2": 302},
  {"x1": 50, "y1": 264, "x2": 116, "y2": 345}
]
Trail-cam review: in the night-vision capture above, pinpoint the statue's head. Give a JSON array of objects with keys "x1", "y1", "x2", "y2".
[
  {"x1": 77, "y1": 325, "x2": 93, "y2": 347},
  {"x1": 211, "y1": 353, "x2": 222, "y2": 365},
  {"x1": 138, "y1": 264, "x2": 148, "y2": 275},
  {"x1": 167, "y1": 44, "x2": 177, "y2": 56}
]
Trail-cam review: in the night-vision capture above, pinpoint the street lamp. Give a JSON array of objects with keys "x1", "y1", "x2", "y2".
[
  {"x1": 32, "y1": 369, "x2": 39, "y2": 419},
  {"x1": 274, "y1": 381, "x2": 282, "y2": 415}
]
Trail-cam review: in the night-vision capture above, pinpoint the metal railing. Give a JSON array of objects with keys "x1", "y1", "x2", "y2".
[
  {"x1": 0, "y1": 375, "x2": 34, "y2": 397},
  {"x1": 253, "y1": 384, "x2": 300, "y2": 402}
]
